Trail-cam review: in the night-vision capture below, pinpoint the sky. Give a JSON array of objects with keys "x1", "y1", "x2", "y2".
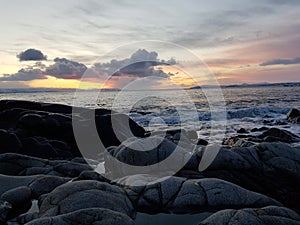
[{"x1": 0, "y1": 0, "x2": 300, "y2": 89}]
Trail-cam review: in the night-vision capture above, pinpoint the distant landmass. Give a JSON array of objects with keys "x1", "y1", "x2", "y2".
[
  {"x1": 190, "y1": 82, "x2": 300, "y2": 89},
  {"x1": 0, "y1": 82, "x2": 299, "y2": 93}
]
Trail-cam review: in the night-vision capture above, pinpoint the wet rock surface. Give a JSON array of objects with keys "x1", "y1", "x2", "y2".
[{"x1": 0, "y1": 100, "x2": 299, "y2": 224}]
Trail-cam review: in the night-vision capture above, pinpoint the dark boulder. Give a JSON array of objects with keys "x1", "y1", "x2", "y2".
[
  {"x1": 20, "y1": 137, "x2": 59, "y2": 159},
  {"x1": 197, "y1": 139, "x2": 209, "y2": 146},
  {"x1": 237, "y1": 128, "x2": 248, "y2": 134},
  {"x1": 0, "y1": 129, "x2": 22, "y2": 153},
  {"x1": 118, "y1": 175, "x2": 280, "y2": 214},
  {"x1": 197, "y1": 142, "x2": 300, "y2": 211},
  {"x1": 95, "y1": 113, "x2": 145, "y2": 148},
  {"x1": 26, "y1": 208, "x2": 134, "y2": 225},
  {"x1": 105, "y1": 136, "x2": 194, "y2": 178},
  {"x1": 258, "y1": 127, "x2": 300, "y2": 143},
  {"x1": 199, "y1": 206, "x2": 300, "y2": 225},
  {"x1": 17, "y1": 113, "x2": 44, "y2": 131},
  {"x1": 0, "y1": 186, "x2": 32, "y2": 219},
  {"x1": 250, "y1": 127, "x2": 269, "y2": 132},
  {"x1": 0, "y1": 201, "x2": 12, "y2": 225},
  {"x1": 287, "y1": 108, "x2": 300, "y2": 123},
  {"x1": 38, "y1": 180, "x2": 136, "y2": 218}
]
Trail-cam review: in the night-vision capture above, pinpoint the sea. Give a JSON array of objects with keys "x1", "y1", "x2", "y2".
[{"x1": 1, "y1": 85, "x2": 299, "y2": 144}]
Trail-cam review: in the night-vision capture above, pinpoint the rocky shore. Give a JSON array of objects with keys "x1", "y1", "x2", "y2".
[{"x1": 0, "y1": 100, "x2": 299, "y2": 225}]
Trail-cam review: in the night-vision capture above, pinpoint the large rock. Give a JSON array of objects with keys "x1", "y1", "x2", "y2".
[
  {"x1": 0, "y1": 173, "x2": 69, "y2": 199},
  {"x1": 0, "y1": 153, "x2": 92, "y2": 177},
  {"x1": 26, "y1": 208, "x2": 134, "y2": 225},
  {"x1": 20, "y1": 137, "x2": 60, "y2": 159},
  {"x1": 1, "y1": 186, "x2": 32, "y2": 220},
  {"x1": 0, "y1": 174, "x2": 42, "y2": 196},
  {"x1": 38, "y1": 180, "x2": 136, "y2": 219},
  {"x1": 29, "y1": 176, "x2": 71, "y2": 198},
  {"x1": 118, "y1": 175, "x2": 280, "y2": 214},
  {"x1": 17, "y1": 113, "x2": 44, "y2": 131},
  {"x1": 105, "y1": 136, "x2": 194, "y2": 178},
  {"x1": 96, "y1": 113, "x2": 146, "y2": 148},
  {"x1": 0, "y1": 100, "x2": 146, "y2": 157},
  {"x1": 0, "y1": 201, "x2": 12, "y2": 225},
  {"x1": 287, "y1": 108, "x2": 300, "y2": 123},
  {"x1": 195, "y1": 142, "x2": 300, "y2": 211},
  {"x1": 258, "y1": 128, "x2": 300, "y2": 143},
  {"x1": 0, "y1": 174, "x2": 68, "y2": 223},
  {"x1": 0, "y1": 129, "x2": 22, "y2": 153},
  {"x1": 199, "y1": 206, "x2": 300, "y2": 225}
]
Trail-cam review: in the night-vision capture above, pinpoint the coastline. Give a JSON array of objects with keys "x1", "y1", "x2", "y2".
[{"x1": 0, "y1": 100, "x2": 300, "y2": 224}]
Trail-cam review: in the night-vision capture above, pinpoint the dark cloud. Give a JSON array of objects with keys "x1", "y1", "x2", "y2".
[
  {"x1": 1, "y1": 57, "x2": 87, "y2": 81},
  {"x1": 0, "y1": 68, "x2": 46, "y2": 81},
  {"x1": 260, "y1": 57, "x2": 300, "y2": 66},
  {"x1": 45, "y1": 58, "x2": 87, "y2": 79},
  {"x1": 1, "y1": 49, "x2": 175, "y2": 82},
  {"x1": 17, "y1": 49, "x2": 47, "y2": 61},
  {"x1": 93, "y1": 49, "x2": 176, "y2": 78}
]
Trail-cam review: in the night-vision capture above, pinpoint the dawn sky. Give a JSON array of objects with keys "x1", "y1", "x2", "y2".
[{"x1": 0, "y1": 0, "x2": 300, "y2": 89}]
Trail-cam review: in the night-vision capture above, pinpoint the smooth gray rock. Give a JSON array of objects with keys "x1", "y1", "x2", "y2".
[
  {"x1": 199, "y1": 206, "x2": 300, "y2": 225},
  {"x1": 118, "y1": 175, "x2": 280, "y2": 214},
  {"x1": 0, "y1": 153, "x2": 49, "y2": 176},
  {"x1": 0, "y1": 174, "x2": 70, "y2": 222},
  {"x1": 0, "y1": 174, "x2": 70, "y2": 200},
  {"x1": 0, "y1": 186, "x2": 32, "y2": 222},
  {"x1": 27, "y1": 208, "x2": 134, "y2": 225},
  {"x1": 38, "y1": 180, "x2": 136, "y2": 218},
  {"x1": 0, "y1": 153, "x2": 92, "y2": 177},
  {"x1": 0, "y1": 174, "x2": 42, "y2": 196},
  {"x1": 1, "y1": 186, "x2": 32, "y2": 207},
  {"x1": 29, "y1": 176, "x2": 71, "y2": 198},
  {"x1": 194, "y1": 142, "x2": 300, "y2": 211},
  {"x1": 105, "y1": 136, "x2": 194, "y2": 178}
]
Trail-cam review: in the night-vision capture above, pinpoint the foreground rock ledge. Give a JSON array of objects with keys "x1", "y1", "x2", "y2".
[{"x1": 0, "y1": 100, "x2": 299, "y2": 224}]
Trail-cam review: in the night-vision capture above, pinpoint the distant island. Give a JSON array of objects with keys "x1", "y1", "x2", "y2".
[
  {"x1": 189, "y1": 82, "x2": 300, "y2": 89},
  {"x1": 0, "y1": 82, "x2": 299, "y2": 94},
  {"x1": 190, "y1": 81, "x2": 300, "y2": 89}
]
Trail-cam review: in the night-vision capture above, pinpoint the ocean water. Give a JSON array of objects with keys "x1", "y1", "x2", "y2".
[{"x1": 1, "y1": 86, "x2": 299, "y2": 143}]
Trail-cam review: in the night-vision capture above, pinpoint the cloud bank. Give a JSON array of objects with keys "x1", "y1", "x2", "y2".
[
  {"x1": 1, "y1": 49, "x2": 177, "y2": 85},
  {"x1": 260, "y1": 57, "x2": 300, "y2": 66},
  {"x1": 0, "y1": 69, "x2": 46, "y2": 81},
  {"x1": 93, "y1": 49, "x2": 176, "y2": 78},
  {"x1": 45, "y1": 58, "x2": 87, "y2": 79},
  {"x1": 17, "y1": 49, "x2": 47, "y2": 61}
]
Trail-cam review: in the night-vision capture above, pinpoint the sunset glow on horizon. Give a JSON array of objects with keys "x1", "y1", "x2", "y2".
[{"x1": 0, "y1": 0, "x2": 299, "y2": 89}]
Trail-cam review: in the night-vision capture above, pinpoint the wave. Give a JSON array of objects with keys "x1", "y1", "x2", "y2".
[
  {"x1": 131, "y1": 106, "x2": 292, "y2": 127},
  {"x1": 226, "y1": 106, "x2": 290, "y2": 119}
]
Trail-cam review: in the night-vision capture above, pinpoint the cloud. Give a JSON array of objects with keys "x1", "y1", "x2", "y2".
[
  {"x1": 1, "y1": 57, "x2": 87, "y2": 81},
  {"x1": 260, "y1": 57, "x2": 300, "y2": 66},
  {"x1": 1, "y1": 49, "x2": 176, "y2": 85},
  {"x1": 0, "y1": 68, "x2": 46, "y2": 81},
  {"x1": 93, "y1": 49, "x2": 176, "y2": 78},
  {"x1": 45, "y1": 58, "x2": 87, "y2": 79},
  {"x1": 17, "y1": 49, "x2": 47, "y2": 61}
]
